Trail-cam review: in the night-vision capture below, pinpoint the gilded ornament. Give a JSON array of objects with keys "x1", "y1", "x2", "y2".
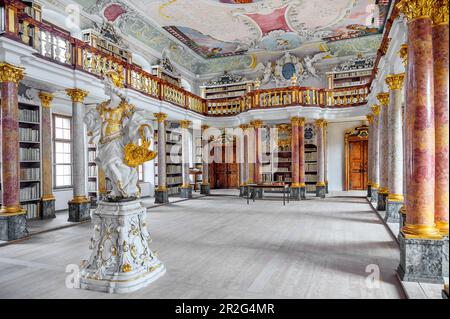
[
  {"x1": 122, "y1": 263, "x2": 132, "y2": 273},
  {"x1": 66, "y1": 88, "x2": 88, "y2": 103},
  {"x1": 250, "y1": 120, "x2": 264, "y2": 128},
  {"x1": 124, "y1": 124, "x2": 157, "y2": 168},
  {"x1": 239, "y1": 124, "x2": 249, "y2": 130},
  {"x1": 0, "y1": 62, "x2": 25, "y2": 85},
  {"x1": 372, "y1": 105, "x2": 381, "y2": 116},
  {"x1": 387, "y1": 193, "x2": 405, "y2": 202},
  {"x1": 38, "y1": 92, "x2": 54, "y2": 108},
  {"x1": 397, "y1": 0, "x2": 437, "y2": 21},
  {"x1": 291, "y1": 117, "x2": 301, "y2": 125},
  {"x1": 398, "y1": 44, "x2": 408, "y2": 66},
  {"x1": 432, "y1": 0, "x2": 449, "y2": 24},
  {"x1": 377, "y1": 93, "x2": 390, "y2": 106},
  {"x1": 154, "y1": 112, "x2": 168, "y2": 123},
  {"x1": 386, "y1": 73, "x2": 405, "y2": 91},
  {"x1": 379, "y1": 38, "x2": 391, "y2": 56},
  {"x1": 367, "y1": 114, "x2": 374, "y2": 124},
  {"x1": 105, "y1": 70, "x2": 124, "y2": 88},
  {"x1": 402, "y1": 224, "x2": 443, "y2": 240},
  {"x1": 315, "y1": 119, "x2": 327, "y2": 128},
  {"x1": 180, "y1": 120, "x2": 191, "y2": 129},
  {"x1": 316, "y1": 181, "x2": 327, "y2": 187}
]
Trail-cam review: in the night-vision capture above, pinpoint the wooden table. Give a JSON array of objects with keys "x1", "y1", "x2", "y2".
[{"x1": 246, "y1": 183, "x2": 291, "y2": 206}]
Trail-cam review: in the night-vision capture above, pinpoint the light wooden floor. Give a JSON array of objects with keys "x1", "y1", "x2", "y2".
[{"x1": 0, "y1": 193, "x2": 405, "y2": 299}]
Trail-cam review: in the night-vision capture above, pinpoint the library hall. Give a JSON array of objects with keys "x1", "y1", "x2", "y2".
[{"x1": 0, "y1": 0, "x2": 448, "y2": 302}]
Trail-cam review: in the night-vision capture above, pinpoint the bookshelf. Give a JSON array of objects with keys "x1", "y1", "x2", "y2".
[
  {"x1": 155, "y1": 121, "x2": 183, "y2": 196},
  {"x1": 194, "y1": 135, "x2": 203, "y2": 186},
  {"x1": 151, "y1": 57, "x2": 181, "y2": 87},
  {"x1": 81, "y1": 28, "x2": 132, "y2": 63},
  {"x1": 305, "y1": 144, "x2": 318, "y2": 194},
  {"x1": 326, "y1": 55, "x2": 374, "y2": 90},
  {"x1": 19, "y1": 103, "x2": 42, "y2": 220},
  {"x1": 200, "y1": 72, "x2": 253, "y2": 100},
  {"x1": 87, "y1": 143, "x2": 99, "y2": 207},
  {"x1": 273, "y1": 124, "x2": 292, "y2": 184}
]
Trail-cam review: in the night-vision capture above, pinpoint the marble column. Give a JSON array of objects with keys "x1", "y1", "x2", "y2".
[
  {"x1": 66, "y1": 89, "x2": 90, "y2": 223},
  {"x1": 200, "y1": 125, "x2": 211, "y2": 195},
  {"x1": 315, "y1": 119, "x2": 326, "y2": 198},
  {"x1": 376, "y1": 93, "x2": 390, "y2": 211},
  {"x1": 367, "y1": 114, "x2": 374, "y2": 198},
  {"x1": 239, "y1": 124, "x2": 249, "y2": 197},
  {"x1": 250, "y1": 120, "x2": 263, "y2": 198},
  {"x1": 399, "y1": 44, "x2": 409, "y2": 230},
  {"x1": 385, "y1": 74, "x2": 405, "y2": 223},
  {"x1": 0, "y1": 62, "x2": 28, "y2": 241},
  {"x1": 371, "y1": 105, "x2": 381, "y2": 204},
  {"x1": 291, "y1": 117, "x2": 301, "y2": 200},
  {"x1": 396, "y1": 0, "x2": 444, "y2": 284},
  {"x1": 180, "y1": 120, "x2": 192, "y2": 199},
  {"x1": 298, "y1": 118, "x2": 307, "y2": 200},
  {"x1": 154, "y1": 113, "x2": 169, "y2": 204},
  {"x1": 38, "y1": 92, "x2": 56, "y2": 220},
  {"x1": 432, "y1": 0, "x2": 449, "y2": 277},
  {"x1": 324, "y1": 122, "x2": 329, "y2": 194}
]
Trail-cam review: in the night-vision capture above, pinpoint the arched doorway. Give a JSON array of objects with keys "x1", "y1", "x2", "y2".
[{"x1": 345, "y1": 125, "x2": 369, "y2": 191}]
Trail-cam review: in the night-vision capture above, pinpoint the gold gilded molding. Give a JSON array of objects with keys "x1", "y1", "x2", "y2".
[
  {"x1": 315, "y1": 119, "x2": 327, "y2": 128},
  {"x1": 250, "y1": 119, "x2": 263, "y2": 128},
  {"x1": 316, "y1": 181, "x2": 326, "y2": 187},
  {"x1": 372, "y1": 183, "x2": 380, "y2": 189},
  {"x1": 291, "y1": 117, "x2": 300, "y2": 125},
  {"x1": 386, "y1": 73, "x2": 405, "y2": 91},
  {"x1": 0, "y1": 62, "x2": 25, "y2": 85},
  {"x1": 298, "y1": 117, "x2": 306, "y2": 126},
  {"x1": 201, "y1": 125, "x2": 210, "y2": 130},
  {"x1": 387, "y1": 193, "x2": 405, "y2": 202},
  {"x1": 367, "y1": 114, "x2": 374, "y2": 124},
  {"x1": 42, "y1": 194, "x2": 56, "y2": 202},
  {"x1": 402, "y1": 224, "x2": 443, "y2": 240},
  {"x1": 398, "y1": 44, "x2": 408, "y2": 66},
  {"x1": 180, "y1": 120, "x2": 191, "y2": 129},
  {"x1": 69, "y1": 196, "x2": 90, "y2": 204},
  {"x1": 154, "y1": 112, "x2": 168, "y2": 123},
  {"x1": 372, "y1": 105, "x2": 381, "y2": 116},
  {"x1": 379, "y1": 38, "x2": 391, "y2": 56},
  {"x1": 38, "y1": 92, "x2": 54, "y2": 108},
  {"x1": 0, "y1": 205, "x2": 26, "y2": 215},
  {"x1": 377, "y1": 93, "x2": 390, "y2": 106},
  {"x1": 397, "y1": 0, "x2": 437, "y2": 21},
  {"x1": 239, "y1": 124, "x2": 249, "y2": 130},
  {"x1": 432, "y1": 0, "x2": 449, "y2": 25},
  {"x1": 66, "y1": 89, "x2": 88, "y2": 103},
  {"x1": 436, "y1": 221, "x2": 449, "y2": 236},
  {"x1": 105, "y1": 70, "x2": 124, "y2": 88},
  {"x1": 379, "y1": 187, "x2": 389, "y2": 195},
  {"x1": 157, "y1": 186, "x2": 168, "y2": 192},
  {"x1": 124, "y1": 124, "x2": 157, "y2": 168}
]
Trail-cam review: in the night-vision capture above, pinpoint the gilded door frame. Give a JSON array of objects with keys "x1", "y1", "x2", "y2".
[{"x1": 344, "y1": 125, "x2": 369, "y2": 191}]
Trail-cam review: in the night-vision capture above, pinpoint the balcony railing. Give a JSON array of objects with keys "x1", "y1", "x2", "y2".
[{"x1": 1, "y1": 2, "x2": 370, "y2": 117}]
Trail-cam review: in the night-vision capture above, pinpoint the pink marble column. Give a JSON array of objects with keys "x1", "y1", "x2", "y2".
[
  {"x1": 0, "y1": 63, "x2": 24, "y2": 215},
  {"x1": 291, "y1": 117, "x2": 300, "y2": 187},
  {"x1": 433, "y1": 7, "x2": 449, "y2": 236},
  {"x1": 250, "y1": 120, "x2": 263, "y2": 184},
  {"x1": 367, "y1": 114, "x2": 374, "y2": 197},
  {"x1": 377, "y1": 93, "x2": 390, "y2": 211},
  {"x1": 298, "y1": 118, "x2": 306, "y2": 195},
  {"x1": 201, "y1": 125, "x2": 211, "y2": 195}
]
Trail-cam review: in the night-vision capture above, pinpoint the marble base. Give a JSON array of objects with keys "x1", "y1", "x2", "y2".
[
  {"x1": 68, "y1": 202, "x2": 91, "y2": 223},
  {"x1": 239, "y1": 186, "x2": 248, "y2": 198},
  {"x1": 367, "y1": 185, "x2": 372, "y2": 198},
  {"x1": 316, "y1": 186, "x2": 326, "y2": 199},
  {"x1": 154, "y1": 190, "x2": 169, "y2": 204},
  {"x1": 371, "y1": 189, "x2": 379, "y2": 204},
  {"x1": 399, "y1": 211, "x2": 407, "y2": 231},
  {"x1": 443, "y1": 236, "x2": 449, "y2": 278},
  {"x1": 377, "y1": 192, "x2": 387, "y2": 211},
  {"x1": 79, "y1": 200, "x2": 166, "y2": 294},
  {"x1": 326, "y1": 182, "x2": 329, "y2": 194},
  {"x1": 0, "y1": 213, "x2": 28, "y2": 241},
  {"x1": 200, "y1": 184, "x2": 211, "y2": 195},
  {"x1": 385, "y1": 201, "x2": 402, "y2": 223},
  {"x1": 291, "y1": 188, "x2": 301, "y2": 200},
  {"x1": 256, "y1": 189, "x2": 263, "y2": 199},
  {"x1": 41, "y1": 200, "x2": 56, "y2": 220},
  {"x1": 397, "y1": 233, "x2": 445, "y2": 284},
  {"x1": 180, "y1": 187, "x2": 193, "y2": 199},
  {"x1": 300, "y1": 187, "x2": 306, "y2": 200}
]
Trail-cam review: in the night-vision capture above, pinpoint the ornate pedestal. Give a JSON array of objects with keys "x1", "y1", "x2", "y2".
[
  {"x1": 80, "y1": 200, "x2": 165, "y2": 294},
  {"x1": 385, "y1": 201, "x2": 402, "y2": 223},
  {"x1": 316, "y1": 186, "x2": 326, "y2": 199},
  {"x1": 371, "y1": 188, "x2": 379, "y2": 204},
  {"x1": 397, "y1": 233, "x2": 444, "y2": 284},
  {"x1": 41, "y1": 199, "x2": 56, "y2": 220},
  {"x1": 68, "y1": 201, "x2": 91, "y2": 223},
  {"x1": 291, "y1": 188, "x2": 301, "y2": 200},
  {"x1": 180, "y1": 186, "x2": 193, "y2": 199},
  {"x1": 367, "y1": 185, "x2": 372, "y2": 198},
  {"x1": 155, "y1": 190, "x2": 169, "y2": 204},
  {"x1": 0, "y1": 213, "x2": 28, "y2": 241},
  {"x1": 239, "y1": 186, "x2": 247, "y2": 198},
  {"x1": 201, "y1": 184, "x2": 211, "y2": 195},
  {"x1": 377, "y1": 193, "x2": 387, "y2": 211},
  {"x1": 443, "y1": 236, "x2": 449, "y2": 278},
  {"x1": 300, "y1": 187, "x2": 306, "y2": 200}
]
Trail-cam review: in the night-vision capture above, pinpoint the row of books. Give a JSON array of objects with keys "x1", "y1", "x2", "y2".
[
  {"x1": 167, "y1": 165, "x2": 182, "y2": 174},
  {"x1": 306, "y1": 175, "x2": 318, "y2": 183},
  {"x1": 88, "y1": 165, "x2": 97, "y2": 177},
  {"x1": 306, "y1": 163, "x2": 318, "y2": 172},
  {"x1": 276, "y1": 168, "x2": 291, "y2": 173},
  {"x1": 334, "y1": 71, "x2": 371, "y2": 79},
  {"x1": 20, "y1": 168, "x2": 40, "y2": 181},
  {"x1": 167, "y1": 186, "x2": 180, "y2": 196},
  {"x1": 305, "y1": 152, "x2": 317, "y2": 162},
  {"x1": 20, "y1": 128, "x2": 40, "y2": 142},
  {"x1": 19, "y1": 109, "x2": 40, "y2": 123},
  {"x1": 306, "y1": 185, "x2": 317, "y2": 192},
  {"x1": 24, "y1": 203, "x2": 39, "y2": 219},
  {"x1": 88, "y1": 151, "x2": 97, "y2": 162},
  {"x1": 20, "y1": 184, "x2": 40, "y2": 201},
  {"x1": 20, "y1": 148, "x2": 40, "y2": 161},
  {"x1": 167, "y1": 176, "x2": 182, "y2": 186},
  {"x1": 205, "y1": 84, "x2": 248, "y2": 94}
]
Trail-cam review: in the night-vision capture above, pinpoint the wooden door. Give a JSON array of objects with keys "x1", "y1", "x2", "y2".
[
  {"x1": 348, "y1": 140, "x2": 368, "y2": 190},
  {"x1": 213, "y1": 142, "x2": 239, "y2": 189}
]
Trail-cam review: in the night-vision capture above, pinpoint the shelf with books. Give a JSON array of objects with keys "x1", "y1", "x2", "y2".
[
  {"x1": 87, "y1": 143, "x2": 99, "y2": 207},
  {"x1": 305, "y1": 144, "x2": 318, "y2": 194}
]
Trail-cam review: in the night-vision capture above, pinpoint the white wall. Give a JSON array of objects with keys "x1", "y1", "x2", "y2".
[{"x1": 327, "y1": 120, "x2": 366, "y2": 191}]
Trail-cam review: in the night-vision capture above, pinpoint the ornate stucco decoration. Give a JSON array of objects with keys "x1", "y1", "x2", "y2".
[{"x1": 333, "y1": 54, "x2": 375, "y2": 72}]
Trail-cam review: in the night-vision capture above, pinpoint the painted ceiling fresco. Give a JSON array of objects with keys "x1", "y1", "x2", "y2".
[{"x1": 124, "y1": 0, "x2": 390, "y2": 58}]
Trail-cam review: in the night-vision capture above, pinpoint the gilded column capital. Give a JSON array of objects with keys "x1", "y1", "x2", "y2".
[
  {"x1": 66, "y1": 89, "x2": 88, "y2": 103},
  {"x1": 432, "y1": 0, "x2": 449, "y2": 25},
  {"x1": 250, "y1": 120, "x2": 263, "y2": 128},
  {"x1": 398, "y1": 44, "x2": 408, "y2": 66},
  {"x1": 239, "y1": 124, "x2": 249, "y2": 130},
  {"x1": 372, "y1": 105, "x2": 381, "y2": 116},
  {"x1": 367, "y1": 114, "x2": 374, "y2": 124},
  {"x1": 38, "y1": 92, "x2": 54, "y2": 108},
  {"x1": 377, "y1": 93, "x2": 390, "y2": 106},
  {"x1": 386, "y1": 73, "x2": 406, "y2": 91},
  {"x1": 396, "y1": 0, "x2": 437, "y2": 21},
  {"x1": 154, "y1": 112, "x2": 168, "y2": 123},
  {"x1": 0, "y1": 62, "x2": 25, "y2": 85},
  {"x1": 298, "y1": 117, "x2": 306, "y2": 126},
  {"x1": 180, "y1": 120, "x2": 191, "y2": 129},
  {"x1": 315, "y1": 119, "x2": 327, "y2": 128},
  {"x1": 291, "y1": 117, "x2": 301, "y2": 125},
  {"x1": 201, "y1": 125, "x2": 210, "y2": 131}
]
